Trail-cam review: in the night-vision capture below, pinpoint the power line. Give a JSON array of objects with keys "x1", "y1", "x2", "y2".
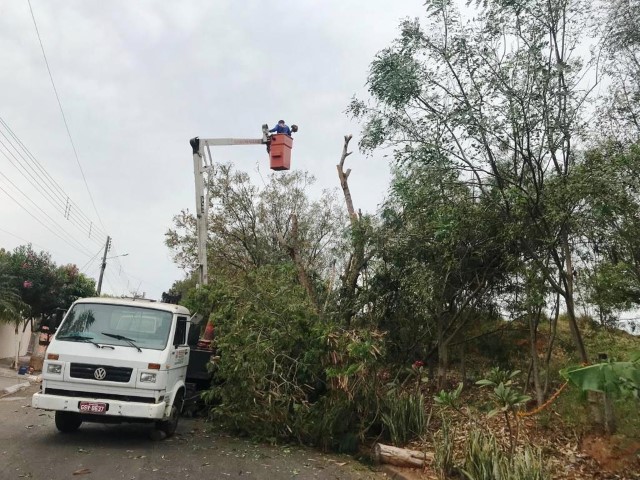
[
  {"x1": 0, "y1": 136, "x2": 105, "y2": 249},
  {"x1": 0, "y1": 226, "x2": 59, "y2": 254},
  {"x1": 27, "y1": 0, "x2": 107, "y2": 232},
  {"x1": 80, "y1": 247, "x2": 104, "y2": 273},
  {"x1": 0, "y1": 172, "x2": 96, "y2": 255},
  {"x1": 0, "y1": 182, "x2": 93, "y2": 257},
  {"x1": 0, "y1": 117, "x2": 108, "y2": 241}
]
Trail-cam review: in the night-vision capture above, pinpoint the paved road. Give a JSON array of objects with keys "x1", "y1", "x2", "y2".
[{"x1": 0, "y1": 385, "x2": 385, "y2": 480}]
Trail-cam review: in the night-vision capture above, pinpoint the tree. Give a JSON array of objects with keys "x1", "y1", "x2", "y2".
[
  {"x1": 597, "y1": 0, "x2": 640, "y2": 141},
  {"x1": 166, "y1": 165, "x2": 347, "y2": 310},
  {"x1": 0, "y1": 251, "x2": 25, "y2": 326},
  {"x1": 334, "y1": 135, "x2": 377, "y2": 325},
  {"x1": 0, "y1": 245, "x2": 95, "y2": 368},
  {"x1": 367, "y1": 155, "x2": 509, "y2": 385},
  {"x1": 574, "y1": 142, "x2": 640, "y2": 325},
  {"x1": 349, "y1": 0, "x2": 601, "y2": 363}
]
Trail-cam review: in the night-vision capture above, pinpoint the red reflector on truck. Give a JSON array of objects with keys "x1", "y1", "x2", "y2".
[
  {"x1": 148, "y1": 363, "x2": 160, "y2": 370},
  {"x1": 47, "y1": 353, "x2": 59, "y2": 360}
]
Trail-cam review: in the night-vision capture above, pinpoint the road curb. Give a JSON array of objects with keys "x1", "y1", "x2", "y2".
[
  {"x1": 2, "y1": 381, "x2": 30, "y2": 396},
  {"x1": 0, "y1": 367, "x2": 37, "y2": 397}
]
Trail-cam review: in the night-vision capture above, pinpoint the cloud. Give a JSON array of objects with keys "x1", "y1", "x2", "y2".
[{"x1": 0, "y1": 0, "x2": 425, "y2": 298}]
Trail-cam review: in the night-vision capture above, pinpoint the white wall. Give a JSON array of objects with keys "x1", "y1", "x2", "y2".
[{"x1": 0, "y1": 323, "x2": 31, "y2": 361}]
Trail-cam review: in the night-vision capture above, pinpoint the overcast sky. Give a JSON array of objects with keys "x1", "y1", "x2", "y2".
[{"x1": 0, "y1": 1, "x2": 426, "y2": 299}]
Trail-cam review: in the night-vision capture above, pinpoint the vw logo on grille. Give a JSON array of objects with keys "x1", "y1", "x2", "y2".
[{"x1": 93, "y1": 367, "x2": 107, "y2": 380}]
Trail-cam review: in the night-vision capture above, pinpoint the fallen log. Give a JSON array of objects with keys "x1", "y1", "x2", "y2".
[{"x1": 373, "y1": 443, "x2": 433, "y2": 469}]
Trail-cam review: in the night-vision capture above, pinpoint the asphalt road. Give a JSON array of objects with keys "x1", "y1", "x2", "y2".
[{"x1": 0, "y1": 385, "x2": 385, "y2": 480}]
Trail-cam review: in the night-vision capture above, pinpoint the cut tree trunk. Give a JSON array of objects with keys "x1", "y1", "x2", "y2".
[
  {"x1": 336, "y1": 134, "x2": 367, "y2": 325},
  {"x1": 373, "y1": 443, "x2": 433, "y2": 469}
]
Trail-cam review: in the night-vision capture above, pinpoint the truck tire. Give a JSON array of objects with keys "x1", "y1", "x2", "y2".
[
  {"x1": 55, "y1": 411, "x2": 82, "y2": 433},
  {"x1": 155, "y1": 391, "x2": 183, "y2": 438}
]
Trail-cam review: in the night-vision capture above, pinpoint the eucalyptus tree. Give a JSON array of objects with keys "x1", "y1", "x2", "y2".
[{"x1": 349, "y1": 0, "x2": 600, "y2": 363}]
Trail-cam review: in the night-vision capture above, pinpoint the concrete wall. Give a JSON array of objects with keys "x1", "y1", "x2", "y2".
[{"x1": 0, "y1": 323, "x2": 31, "y2": 361}]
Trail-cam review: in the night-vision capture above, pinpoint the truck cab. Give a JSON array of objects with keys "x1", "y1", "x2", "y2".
[{"x1": 32, "y1": 297, "x2": 191, "y2": 438}]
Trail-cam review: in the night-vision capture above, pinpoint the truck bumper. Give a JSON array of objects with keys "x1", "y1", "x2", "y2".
[{"x1": 32, "y1": 392, "x2": 167, "y2": 420}]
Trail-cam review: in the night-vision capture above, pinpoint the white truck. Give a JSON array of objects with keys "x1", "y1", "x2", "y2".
[{"x1": 31, "y1": 297, "x2": 192, "y2": 438}]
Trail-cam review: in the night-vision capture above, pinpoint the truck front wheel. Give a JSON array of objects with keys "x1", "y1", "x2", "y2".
[
  {"x1": 55, "y1": 411, "x2": 82, "y2": 433},
  {"x1": 155, "y1": 391, "x2": 183, "y2": 439}
]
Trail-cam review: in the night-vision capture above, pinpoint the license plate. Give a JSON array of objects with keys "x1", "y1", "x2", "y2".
[{"x1": 79, "y1": 402, "x2": 107, "y2": 414}]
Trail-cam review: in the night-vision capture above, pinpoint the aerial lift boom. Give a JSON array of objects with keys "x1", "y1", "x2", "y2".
[{"x1": 189, "y1": 124, "x2": 293, "y2": 287}]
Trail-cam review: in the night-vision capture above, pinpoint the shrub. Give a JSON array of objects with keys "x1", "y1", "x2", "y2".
[
  {"x1": 381, "y1": 392, "x2": 427, "y2": 446},
  {"x1": 461, "y1": 430, "x2": 549, "y2": 480},
  {"x1": 201, "y1": 265, "x2": 327, "y2": 441},
  {"x1": 200, "y1": 266, "x2": 388, "y2": 448},
  {"x1": 461, "y1": 430, "x2": 505, "y2": 480},
  {"x1": 433, "y1": 415, "x2": 455, "y2": 480}
]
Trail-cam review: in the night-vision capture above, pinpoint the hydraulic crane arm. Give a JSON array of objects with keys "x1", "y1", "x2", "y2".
[
  {"x1": 190, "y1": 125, "x2": 269, "y2": 155},
  {"x1": 200, "y1": 138, "x2": 263, "y2": 146},
  {"x1": 189, "y1": 124, "x2": 271, "y2": 286}
]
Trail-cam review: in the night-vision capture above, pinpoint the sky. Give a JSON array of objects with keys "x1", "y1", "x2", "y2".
[{"x1": 0, "y1": 1, "x2": 426, "y2": 299}]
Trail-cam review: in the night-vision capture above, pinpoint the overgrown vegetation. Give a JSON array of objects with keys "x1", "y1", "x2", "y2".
[
  {"x1": 461, "y1": 430, "x2": 549, "y2": 480},
  {"x1": 164, "y1": 0, "x2": 640, "y2": 477}
]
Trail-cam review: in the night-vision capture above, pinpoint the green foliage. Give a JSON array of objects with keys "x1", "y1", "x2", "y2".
[
  {"x1": 479, "y1": 367, "x2": 521, "y2": 387},
  {"x1": 366, "y1": 154, "x2": 509, "y2": 367},
  {"x1": 461, "y1": 430, "x2": 503, "y2": 480},
  {"x1": 316, "y1": 327, "x2": 387, "y2": 449},
  {"x1": 197, "y1": 264, "x2": 392, "y2": 449},
  {"x1": 482, "y1": 382, "x2": 531, "y2": 419},
  {"x1": 509, "y1": 447, "x2": 551, "y2": 480},
  {"x1": 461, "y1": 430, "x2": 549, "y2": 480},
  {"x1": 434, "y1": 382, "x2": 464, "y2": 410},
  {"x1": 476, "y1": 369, "x2": 530, "y2": 417},
  {"x1": 368, "y1": 48, "x2": 421, "y2": 110},
  {"x1": 380, "y1": 392, "x2": 427, "y2": 446},
  {"x1": 433, "y1": 415, "x2": 455, "y2": 480},
  {"x1": 201, "y1": 264, "x2": 324, "y2": 440},
  {"x1": 477, "y1": 370, "x2": 530, "y2": 452},
  {"x1": 0, "y1": 259, "x2": 25, "y2": 325},
  {"x1": 0, "y1": 245, "x2": 95, "y2": 325},
  {"x1": 560, "y1": 359, "x2": 640, "y2": 398},
  {"x1": 166, "y1": 165, "x2": 346, "y2": 282}
]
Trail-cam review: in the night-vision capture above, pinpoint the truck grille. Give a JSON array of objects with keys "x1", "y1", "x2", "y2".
[
  {"x1": 70, "y1": 363, "x2": 133, "y2": 383},
  {"x1": 45, "y1": 388, "x2": 156, "y2": 404}
]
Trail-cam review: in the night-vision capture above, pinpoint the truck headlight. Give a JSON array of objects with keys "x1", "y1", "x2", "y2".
[
  {"x1": 140, "y1": 372, "x2": 157, "y2": 383},
  {"x1": 47, "y1": 363, "x2": 62, "y2": 374}
]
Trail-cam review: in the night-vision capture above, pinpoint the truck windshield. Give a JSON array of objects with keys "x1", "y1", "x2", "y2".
[{"x1": 56, "y1": 303, "x2": 173, "y2": 351}]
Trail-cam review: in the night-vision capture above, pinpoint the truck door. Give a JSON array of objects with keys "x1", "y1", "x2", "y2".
[{"x1": 167, "y1": 316, "x2": 190, "y2": 393}]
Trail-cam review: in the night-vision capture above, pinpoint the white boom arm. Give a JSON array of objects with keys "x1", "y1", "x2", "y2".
[{"x1": 189, "y1": 125, "x2": 270, "y2": 286}]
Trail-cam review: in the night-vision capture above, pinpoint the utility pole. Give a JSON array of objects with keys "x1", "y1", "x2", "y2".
[{"x1": 96, "y1": 236, "x2": 111, "y2": 295}]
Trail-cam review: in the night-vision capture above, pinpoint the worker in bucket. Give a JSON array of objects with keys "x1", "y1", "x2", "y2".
[
  {"x1": 269, "y1": 120, "x2": 292, "y2": 135},
  {"x1": 267, "y1": 121, "x2": 298, "y2": 152}
]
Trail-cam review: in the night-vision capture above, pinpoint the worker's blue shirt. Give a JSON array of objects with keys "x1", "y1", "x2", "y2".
[{"x1": 270, "y1": 124, "x2": 291, "y2": 135}]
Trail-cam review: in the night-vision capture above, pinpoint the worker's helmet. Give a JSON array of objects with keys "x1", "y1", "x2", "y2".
[{"x1": 291, "y1": 124, "x2": 299, "y2": 132}]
